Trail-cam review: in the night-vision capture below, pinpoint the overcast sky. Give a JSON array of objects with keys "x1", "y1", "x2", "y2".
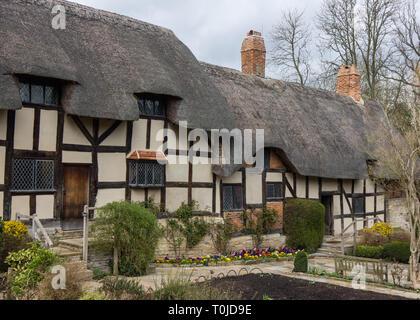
[{"x1": 70, "y1": 0, "x2": 322, "y2": 78}]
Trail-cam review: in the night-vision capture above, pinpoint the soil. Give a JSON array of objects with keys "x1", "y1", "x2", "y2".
[{"x1": 205, "y1": 274, "x2": 410, "y2": 300}]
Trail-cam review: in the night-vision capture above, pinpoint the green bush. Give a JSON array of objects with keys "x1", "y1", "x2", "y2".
[
  {"x1": 382, "y1": 242, "x2": 411, "y2": 264},
  {"x1": 284, "y1": 199, "x2": 325, "y2": 253},
  {"x1": 79, "y1": 290, "x2": 106, "y2": 300},
  {"x1": 93, "y1": 268, "x2": 109, "y2": 280},
  {"x1": 101, "y1": 277, "x2": 145, "y2": 300},
  {"x1": 293, "y1": 251, "x2": 308, "y2": 273},
  {"x1": 0, "y1": 218, "x2": 4, "y2": 258},
  {"x1": 5, "y1": 241, "x2": 61, "y2": 298},
  {"x1": 209, "y1": 221, "x2": 233, "y2": 254},
  {"x1": 355, "y1": 245, "x2": 384, "y2": 259},
  {"x1": 91, "y1": 201, "x2": 162, "y2": 276},
  {"x1": 242, "y1": 206, "x2": 278, "y2": 249}
]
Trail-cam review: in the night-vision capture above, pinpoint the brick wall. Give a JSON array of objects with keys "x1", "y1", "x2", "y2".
[{"x1": 336, "y1": 65, "x2": 361, "y2": 102}]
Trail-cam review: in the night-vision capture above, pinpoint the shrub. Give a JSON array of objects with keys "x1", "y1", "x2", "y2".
[
  {"x1": 79, "y1": 290, "x2": 105, "y2": 300},
  {"x1": 242, "y1": 206, "x2": 277, "y2": 249},
  {"x1": 293, "y1": 251, "x2": 308, "y2": 273},
  {"x1": 3, "y1": 221, "x2": 28, "y2": 240},
  {"x1": 0, "y1": 219, "x2": 4, "y2": 258},
  {"x1": 355, "y1": 245, "x2": 384, "y2": 259},
  {"x1": 284, "y1": 199, "x2": 325, "y2": 253},
  {"x1": 359, "y1": 228, "x2": 389, "y2": 246},
  {"x1": 5, "y1": 241, "x2": 61, "y2": 298},
  {"x1": 389, "y1": 231, "x2": 411, "y2": 243},
  {"x1": 91, "y1": 201, "x2": 162, "y2": 276},
  {"x1": 38, "y1": 263, "x2": 83, "y2": 300},
  {"x1": 209, "y1": 221, "x2": 233, "y2": 254},
  {"x1": 93, "y1": 268, "x2": 109, "y2": 280},
  {"x1": 0, "y1": 233, "x2": 31, "y2": 273},
  {"x1": 382, "y1": 242, "x2": 411, "y2": 264},
  {"x1": 161, "y1": 219, "x2": 184, "y2": 258},
  {"x1": 371, "y1": 222, "x2": 393, "y2": 237},
  {"x1": 174, "y1": 201, "x2": 209, "y2": 249},
  {"x1": 101, "y1": 277, "x2": 145, "y2": 300}
]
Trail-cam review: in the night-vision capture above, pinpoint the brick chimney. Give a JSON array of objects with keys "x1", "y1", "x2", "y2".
[
  {"x1": 336, "y1": 65, "x2": 362, "y2": 103},
  {"x1": 241, "y1": 30, "x2": 266, "y2": 77}
]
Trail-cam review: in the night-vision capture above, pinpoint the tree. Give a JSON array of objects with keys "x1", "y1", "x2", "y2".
[
  {"x1": 269, "y1": 9, "x2": 312, "y2": 85},
  {"x1": 366, "y1": 84, "x2": 420, "y2": 288}
]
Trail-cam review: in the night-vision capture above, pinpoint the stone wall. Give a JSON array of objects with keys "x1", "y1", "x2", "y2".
[
  {"x1": 155, "y1": 233, "x2": 285, "y2": 259},
  {"x1": 387, "y1": 197, "x2": 409, "y2": 231}
]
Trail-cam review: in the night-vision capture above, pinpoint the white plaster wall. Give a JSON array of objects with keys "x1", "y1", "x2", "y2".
[
  {"x1": 216, "y1": 177, "x2": 221, "y2": 214},
  {"x1": 131, "y1": 189, "x2": 145, "y2": 202},
  {"x1": 166, "y1": 188, "x2": 188, "y2": 212},
  {"x1": 322, "y1": 178, "x2": 338, "y2": 192},
  {"x1": 96, "y1": 189, "x2": 125, "y2": 208},
  {"x1": 366, "y1": 179, "x2": 375, "y2": 193},
  {"x1": 39, "y1": 110, "x2": 57, "y2": 152},
  {"x1": 36, "y1": 195, "x2": 54, "y2": 219},
  {"x1": 166, "y1": 155, "x2": 189, "y2": 182},
  {"x1": 192, "y1": 188, "x2": 213, "y2": 212},
  {"x1": 266, "y1": 172, "x2": 282, "y2": 182},
  {"x1": 377, "y1": 195, "x2": 385, "y2": 212},
  {"x1": 296, "y1": 175, "x2": 306, "y2": 198},
  {"x1": 223, "y1": 171, "x2": 242, "y2": 184},
  {"x1": 14, "y1": 108, "x2": 34, "y2": 150},
  {"x1": 308, "y1": 177, "x2": 319, "y2": 199},
  {"x1": 148, "y1": 189, "x2": 161, "y2": 204},
  {"x1": 0, "y1": 110, "x2": 7, "y2": 140},
  {"x1": 192, "y1": 161, "x2": 213, "y2": 183},
  {"x1": 366, "y1": 196, "x2": 375, "y2": 213},
  {"x1": 132, "y1": 119, "x2": 147, "y2": 150},
  {"x1": 334, "y1": 219, "x2": 342, "y2": 235},
  {"x1": 343, "y1": 196, "x2": 351, "y2": 215},
  {"x1": 354, "y1": 179, "x2": 364, "y2": 193},
  {"x1": 0, "y1": 192, "x2": 3, "y2": 219},
  {"x1": 62, "y1": 151, "x2": 92, "y2": 164},
  {"x1": 333, "y1": 195, "x2": 341, "y2": 215},
  {"x1": 98, "y1": 153, "x2": 126, "y2": 182},
  {"x1": 150, "y1": 120, "x2": 164, "y2": 151},
  {"x1": 63, "y1": 115, "x2": 90, "y2": 146},
  {"x1": 11, "y1": 195, "x2": 30, "y2": 220},
  {"x1": 100, "y1": 121, "x2": 127, "y2": 147},
  {"x1": 0, "y1": 146, "x2": 5, "y2": 184},
  {"x1": 246, "y1": 172, "x2": 262, "y2": 204}
]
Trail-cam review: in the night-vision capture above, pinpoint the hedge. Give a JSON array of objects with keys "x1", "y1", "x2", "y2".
[
  {"x1": 382, "y1": 242, "x2": 411, "y2": 264},
  {"x1": 355, "y1": 245, "x2": 384, "y2": 259},
  {"x1": 284, "y1": 199, "x2": 325, "y2": 253}
]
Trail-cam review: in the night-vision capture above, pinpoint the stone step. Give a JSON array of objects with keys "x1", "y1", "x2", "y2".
[
  {"x1": 58, "y1": 238, "x2": 84, "y2": 250},
  {"x1": 51, "y1": 246, "x2": 82, "y2": 262}
]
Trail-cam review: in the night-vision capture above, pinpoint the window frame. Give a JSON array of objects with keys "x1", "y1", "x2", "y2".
[
  {"x1": 128, "y1": 160, "x2": 165, "y2": 188},
  {"x1": 18, "y1": 77, "x2": 60, "y2": 107},
  {"x1": 222, "y1": 184, "x2": 244, "y2": 212},
  {"x1": 11, "y1": 158, "x2": 55, "y2": 193},
  {"x1": 266, "y1": 182, "x2": 283, "y2": 202},
  {"x1": 136, "y1": 94, "x2": 167, "y2": 119}
]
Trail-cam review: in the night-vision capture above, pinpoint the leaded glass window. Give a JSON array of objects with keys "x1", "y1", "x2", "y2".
[
  {"x1": 12, "y1": 159, "x2": 55, "y2": 192},
  {"x1": 137, "y1": 95, "x2": 166, "y2": 118},
  {"x1": 352, "y1": 196, "x2": 365, "y2": 214},
  {"x1": 129, "y1": 161, "x2": 164, "y2": 187},
  {"x1": 222, "y1": 185, "x2": 243, "y2": 211},
  {"x1": 266, "y1": 182, "x2": 283, "y2": 201},
  {"x1": 19, "y1": 81, "x2": 59, "y2": 106}
]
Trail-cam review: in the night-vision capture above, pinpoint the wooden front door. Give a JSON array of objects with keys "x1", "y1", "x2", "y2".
[
  {"x1": 321, "y1": 195, "x2": 334, "y2": 235},
  {"x1": 62, "y1": 165, "x2": 89, "y2": 226}
]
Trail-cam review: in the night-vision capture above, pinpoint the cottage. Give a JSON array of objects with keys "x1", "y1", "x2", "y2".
[{"x1": 0, "y1": 0, "x2": 389, "y2": 236}]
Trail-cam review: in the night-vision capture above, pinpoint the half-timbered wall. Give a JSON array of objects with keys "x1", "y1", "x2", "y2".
[{"x1": 2, "y1": 104, "x2": 386, "y2": 237}]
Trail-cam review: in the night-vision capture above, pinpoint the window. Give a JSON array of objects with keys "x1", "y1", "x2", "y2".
[
  {"x1": 19, "y1": 82, "x2": 59, "y2": 106},
  {"x1": 129, "y1": 161, "x2": 164, "y2": 187},
  {"x1": 137, "y1": 95, "x2": 166, "y2": 118},
  {"x1": 222, "y1": 185, "x2": 243, "y2": 211},
  {"x1": 12, "y1": 159, "x2": 55, "y2": 192},
  {"x1": 266, "y1": 182, "x2": 283, "y2": 201},
  {"x1": 352, "y1": 196, "x2": 365, "y2": 214}
]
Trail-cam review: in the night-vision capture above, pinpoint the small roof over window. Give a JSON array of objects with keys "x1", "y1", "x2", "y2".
[{"x1": 127, "y1": 150, "x2": 168, "y2": 163}]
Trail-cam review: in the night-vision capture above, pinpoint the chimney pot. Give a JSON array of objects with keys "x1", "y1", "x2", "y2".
[{"x1": 241, "y1": 30, "x2": 266, "y2": 77}]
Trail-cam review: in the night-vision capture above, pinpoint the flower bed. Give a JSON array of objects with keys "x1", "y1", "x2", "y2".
[{"x1": 154, "y1": 247, "x2": 303, "y2": 266}]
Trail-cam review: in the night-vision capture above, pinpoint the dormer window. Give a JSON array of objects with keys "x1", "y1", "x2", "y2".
[
  {"x1": 19, "y1": 79, "x2": 59, "y2": 106},
  {"x1": 137, "y1": 94, "x2": 166, "y2": 118}
]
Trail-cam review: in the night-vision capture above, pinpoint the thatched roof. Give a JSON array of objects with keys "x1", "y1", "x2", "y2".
[
  {"x1": 203, "y1": 63, "x2": 389, "y2": 180},
  {"x1": 0, "y1": 0, "x2": 235, "y2": 129}
]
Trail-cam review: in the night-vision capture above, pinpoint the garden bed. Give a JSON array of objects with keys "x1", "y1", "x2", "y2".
[
  {"x1": 154, "y1": 248, "x2": 300, "y2": 266},
  {"x1": 203, "y1": 273, "x2": 411, "y2": 300}
]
